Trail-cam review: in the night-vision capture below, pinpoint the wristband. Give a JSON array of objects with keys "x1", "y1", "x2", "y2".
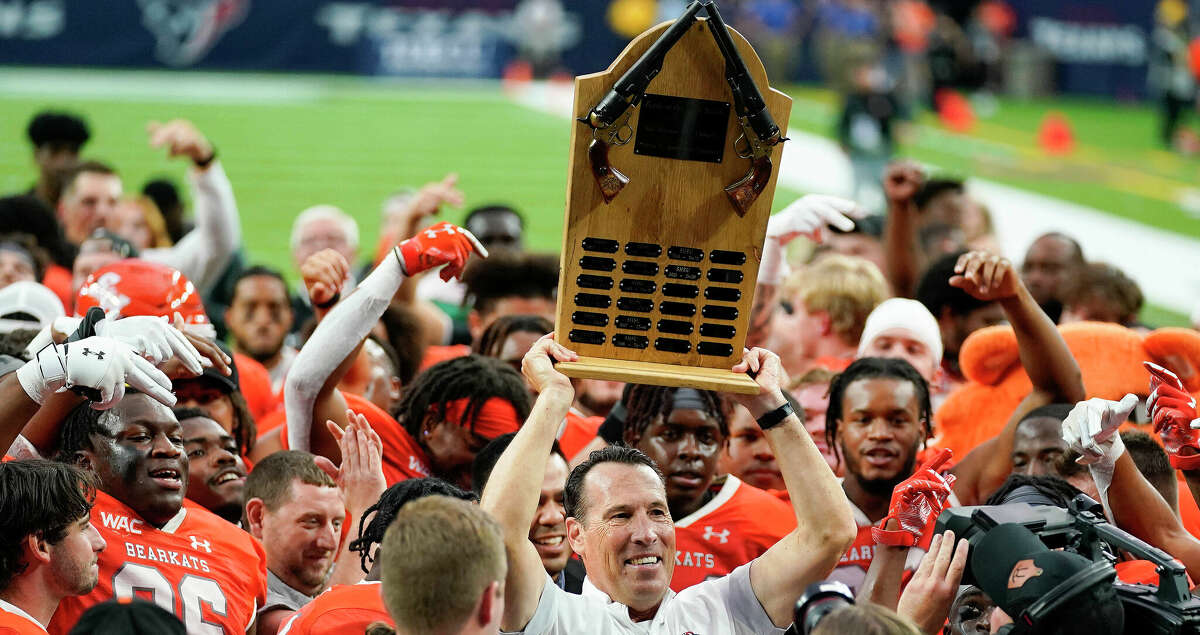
[
  {"x1": 756, "y1": 401, "x2": 794, "y2": 431},
  {"x1": 392, "y1": 245, "x2": 408, "y2": 276},
  {"x1": 872, "y1": 526, "x2": 918, "y2": 547},
  {"x1": 313, "y1": 291, "x2": 341, "y2": 310},
  {"x1": 193, "y1": 147, "x2": 217, "y2": 169},
  {"x1": 1171, "y1": 452, "x2": 1200, "y2": 471},
  {"x1": 69, "y1": 307, "x2": 106, "y2": 343}
]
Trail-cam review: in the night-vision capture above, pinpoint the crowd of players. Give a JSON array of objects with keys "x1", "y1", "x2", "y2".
[{"x1": 0, "y1": 108, "x2": 1191, "y2": 635}]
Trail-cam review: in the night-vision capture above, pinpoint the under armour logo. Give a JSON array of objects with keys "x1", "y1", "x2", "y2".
[
  {"x1": 79, "y1": 348, "x2": 105, "y2": 360},
  {"x1": 702, "y1": 526, "x2": 729, "y2": 544},
  {"x1": 189, "y1": 536, "x2": 212, "y2": 553}
]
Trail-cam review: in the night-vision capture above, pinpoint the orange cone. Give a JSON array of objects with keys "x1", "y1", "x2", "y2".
[
  {"x1": 501, "y1": 60, "x2": 534, "y2": 96},
  {"x1": 1037, "y1": 111, "x2": 1075, "y2": 155},
  {"x1": 935, "y1": 89, "x2": 975, "y2": 133}
]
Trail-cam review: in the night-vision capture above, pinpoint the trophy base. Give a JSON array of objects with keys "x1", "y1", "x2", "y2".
[{"x1": 556, "y1": 356, "x2": 761, "y2": 395}]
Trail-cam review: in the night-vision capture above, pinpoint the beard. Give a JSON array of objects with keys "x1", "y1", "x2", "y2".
[{"x1": 841, "y1": 443, "x2": 920, "y2": 498}]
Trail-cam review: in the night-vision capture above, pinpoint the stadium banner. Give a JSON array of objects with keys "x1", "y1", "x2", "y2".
[
  {"x1": 1005, "y1": 0, "x2": 1155, "y2": 98},
  {"x1": 0, "y1": 0, "x2": 627, "y2": 78}
]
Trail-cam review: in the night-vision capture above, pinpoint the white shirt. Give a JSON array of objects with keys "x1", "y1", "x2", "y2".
[
  {"x1": 0, "y1": 597, "x2": 47, "y2": 633},
  {"x1": 142, "y1": 161, "x2": 241, "y2": 295},
  {"x1": 504, "y1": 562, "x2": 784, "y2": 635}
]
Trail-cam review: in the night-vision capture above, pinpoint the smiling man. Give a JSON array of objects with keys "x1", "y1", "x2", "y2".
[
  {"x1": 48, "y1": 393, "x2": 268, "y2": 634},
  {"x1": 473, "y1": 434, "x2": 583, "y2": 593},
  {"x1": 824, "y1": 357, "x2": 934, "y2": 592},
  {"x1": 824, "y1": 250, "x2": 1087, "y2": 593},
  {"x1": 619, "y1": 385, "x2": 796, "y2": 591},
  {"x1": 177, "y1": 407, "x2": 246, "y2": 524},
  {"x1": 244, "y1": 451, "x2": 346, "y2": 634},
  {"x1": 481, "y1": 336, "x2": 856, "y2": 633}
]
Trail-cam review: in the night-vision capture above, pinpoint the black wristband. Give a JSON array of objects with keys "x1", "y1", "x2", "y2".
[
  {"x1": 313, "y1": 291, "x2": 340, "y2": 310},
  {"x1": 68, "y1": 306, "x2": 106, "y2": 343},
  {"x1": 194, "y1": 146, "x2": 217, "y2": 169},
  {"x1": 756, "y1": 401, "x2": 794, "y2": 431}
]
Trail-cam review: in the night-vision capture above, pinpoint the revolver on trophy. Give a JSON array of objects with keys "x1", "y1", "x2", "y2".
[
  {"x1": 704, "y1": 1, "x2": 786, "y2": 216},
  {"x1": 578, "y1": 0, "x2": 706, "y2": 203}
]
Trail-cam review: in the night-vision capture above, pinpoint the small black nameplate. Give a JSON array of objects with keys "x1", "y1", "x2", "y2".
[{"x1": 634, "y1": 94, "x2": 730, "y2": 164}]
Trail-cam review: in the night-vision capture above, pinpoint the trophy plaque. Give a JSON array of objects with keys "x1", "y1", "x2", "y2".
[{"x1": 554, "y1": 1, "x2": 791, "y2": 394}]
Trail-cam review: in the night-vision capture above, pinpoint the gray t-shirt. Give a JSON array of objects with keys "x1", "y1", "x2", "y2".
[
  {"x1": 261, "y1": 570, "x2": 314, "y2": 613},
  {"x1": 504, "y1": 562, "x2": 784, "y2": 635}
]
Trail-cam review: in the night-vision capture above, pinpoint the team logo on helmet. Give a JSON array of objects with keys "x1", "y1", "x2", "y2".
[
  {"x1": 78, "y1": 271, "x2": 130, "y2": 317},
  {"x1": 136, "y1": 0, "x2": 249, "y2": 67}
]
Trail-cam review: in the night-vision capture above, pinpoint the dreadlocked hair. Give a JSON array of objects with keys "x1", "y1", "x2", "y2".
[
  {"x1": 825, "y1": 357, "x2": 932, "y2": 469},
  {"x1": 391, "y1": 354, "x2": 532, "y2": 439},
  {"x1": 621, "y1": 384, "x2": 729, "y2": 442},
  {"x1": 473, "y1": 314, "x2": 553, "y2": 358},
  {"x1": 348, "y1": 477, "x2": 476, "y2": 575},
  {"x1": 985, "y1": 474, "x2": 1083, "y2": 508}
]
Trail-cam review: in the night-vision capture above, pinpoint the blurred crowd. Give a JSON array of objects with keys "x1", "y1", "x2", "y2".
[{"x1": 0, "y1": 52, "x2": 1194, "y2": 635}]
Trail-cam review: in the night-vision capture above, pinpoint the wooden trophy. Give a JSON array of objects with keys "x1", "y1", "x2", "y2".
[{"x1": 554, "y1": 0, "x2": 791, "y2": 394}]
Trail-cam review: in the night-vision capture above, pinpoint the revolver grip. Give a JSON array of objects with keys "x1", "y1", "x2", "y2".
[
  {"x1": 723, "y1": 156, "x2": 772, "y2": 216},
  {"x1": 588, "y1": 139, "x2": 630, "y2": 203}
]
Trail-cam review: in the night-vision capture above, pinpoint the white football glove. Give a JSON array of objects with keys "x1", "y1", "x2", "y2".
[
  {"x1": 1061, "y1": 394, "x2": 1137, "y2": 516},
  {"x1": 759, "y1": 195, "x2": 868, "y2": 285},
  {"x1": 1061, "y1": 394, "x2": 1135, "y2": 465},
  {"x1": 16, "y1": 336, "x2": 176, "y2": 410},
  {"x1": 95, "y1": 315, "x2": 204, "y2": 375},
  {"x1": 23, "y1": 315, "x2": 205, "y2": 376}
]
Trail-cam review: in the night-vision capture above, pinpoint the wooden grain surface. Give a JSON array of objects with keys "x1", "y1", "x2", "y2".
[{"x1": 555, "y1": 15, "x2": 791, "y2": 384}]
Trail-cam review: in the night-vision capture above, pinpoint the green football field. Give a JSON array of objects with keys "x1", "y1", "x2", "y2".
[{"x1": 0, "y1": 68, "x2": 1193, "y2": 323}]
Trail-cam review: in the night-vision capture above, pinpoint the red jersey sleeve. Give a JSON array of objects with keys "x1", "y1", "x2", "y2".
[
  {"x1": 670, "y1": 477, "x2": 797, "y2": 591},
  {"x1": 559, "y1": 412, "x2": 603, "y2": 462},
  {"x1": 235, "y1": 353, "x2": 280, "y2": 422},
  {"x1": 279, "y1": 583, "x2": 392, "y2": 635},
  {"x1": 280, "y1": 392, "x2": 432, "y2": 485}
]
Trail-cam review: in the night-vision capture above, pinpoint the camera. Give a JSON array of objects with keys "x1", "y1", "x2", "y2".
[
  {"x1": 936, "y1": 494, "x2": 1200, "y2": 634},
  {"x1": 785, "y1": 580, "x2": 855, "y2": 635}
]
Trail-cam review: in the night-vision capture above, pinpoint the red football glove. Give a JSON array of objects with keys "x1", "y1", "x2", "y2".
[
  {"x1": 396, "y1": 221, "x2": 488, "y2": 281},
  {"x1": 1145, "y1": 361, "x2": 1200, "y2": 470},
  {"x1": 872, "y1": 448, "x2": 956, "y2": 547}
]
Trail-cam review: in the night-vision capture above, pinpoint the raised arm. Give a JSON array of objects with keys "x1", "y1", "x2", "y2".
[
  {"x1": 948, "y1": 251, "x2": 1084, "y2": 505},
  {"x1": 479, "y1": 334, "x2": 577, "y2": 631},
  {"x1": 385, "y1": 174, "x2": 466, "y2": 348},
  {"x1": 1063, "y1": 395, "x2": 1200, "y2": 582},
  {"x1": 320, "y1": 412, "x2": 387, "y2": 588},
  {"x1": 882, "y1": 161, "x2": 924, "y2": 298},
  {"x1": 141, "y1": 120, "x2": 241, "y2": 293},
  {"x1": 729, "y1": 347, "x2": 857, "y2": 627},
  {"x1": 745, "y1": 195, "x2": 864, "y2": 348},
  {"x1": 285, "y1": 222, "x2": 485, "y2": 459}
]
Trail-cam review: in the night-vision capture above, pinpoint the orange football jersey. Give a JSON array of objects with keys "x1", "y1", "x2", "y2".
[
  {"x1": 828, "y1": 495, "x2": 935, "y2": 594},
  {"x1": 234, "y1": 353, "x2": 280, "y2": 423},
  {"x1": 48, "y1": 491, "x2": 267, "y2": 635},
  {"x1": 669, "y1": 476, "x2": 797, "y2": 591},
  {"x1": 559, "y1": 411, "x2": 602, "y2": 462},
  {"x1": 278, "y1": 582, "x2": 392, "y2": 635},
  {"x1": 281, "y1": 392, "x2": 431, "y2": 486},
  {"x1": 0, "y1": 599, "x2": 45, "y2": 634}
]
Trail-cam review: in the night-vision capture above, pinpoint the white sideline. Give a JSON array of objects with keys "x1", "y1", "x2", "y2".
[{"x1": 512, "y1": 81, "x2": 1200, "y2": 317}]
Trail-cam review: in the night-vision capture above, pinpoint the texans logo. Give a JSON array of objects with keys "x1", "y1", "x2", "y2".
[{"x1": 136, "y1": 0, "x2": 249, "y2": 67}]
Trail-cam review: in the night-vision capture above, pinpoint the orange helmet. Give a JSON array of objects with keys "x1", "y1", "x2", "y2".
[{"x1": 75, "y1": 259, "x2": 209, "y2": 326}]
